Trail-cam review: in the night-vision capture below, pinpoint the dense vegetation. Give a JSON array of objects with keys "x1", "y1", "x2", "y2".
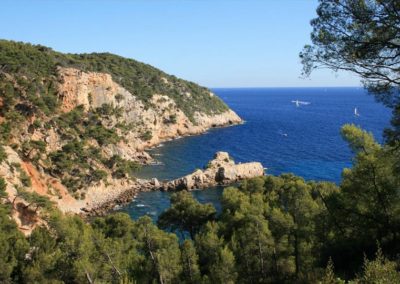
[
  {"x1": 46, "y1": 105, "x2": 140, "y2": 194},
  {"x1": 0, "y1": 123, "x2": 400, "y2": 283},
  {"x1": 0, "y1": 39, "x2": 228, "y2": 122},
  {"x1": 1, "y1": 1, "x2": 400, "y2": 282}
]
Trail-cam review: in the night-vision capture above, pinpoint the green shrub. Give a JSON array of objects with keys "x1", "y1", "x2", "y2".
[
  {"x1": 0, "y1": 177, "x2": 7, "y2": 198},
  {"x1": 32, "y1": 119, "x2": 42, "y2": 129},
  {"x1": 17, "y1": 189, "x2": 53, "y2": 211},
  {"x1": 90, "y1": 169, "x2": 107, "y2": 183},
  {"x1": 21, "y1": 140, "x2": 47, "y2": 159},
  {"x1": 19, "y1": 170, "x2": 32, "y2": 188},
  {"x1": 0, "y1": 123, "x2": 12, "y2": 142},
  {"x1": 61, "y1": 177, "x2": 81, "y2": 193},
  {"x1": 106, "y1": 155, "x2": 140, "y2": 179},
  {"x1": 95, "y1": 103, "x2": 115, "y2": 117},
  {"x1": 29, "y1": 140, "x2": 47, "y2": 153},
  {"x1": 115, "y1": 93, "x2": 124, "y2": 103},
  {"x1": 0, "y1": 145, "x2": 7, "y2": 163},
  {"x1": 164, "y1": 114, "x2": 177, "y2": 124},
  {"x1": 85, "y1": 123, "x2": 120, "y2": 146},
  {"x1": 141, "y1": 130, "x2": 153, "y2": 141}
]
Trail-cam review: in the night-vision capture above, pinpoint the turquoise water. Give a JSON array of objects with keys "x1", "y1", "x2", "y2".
[{"x1": 122, "y1": 87, "x2": 392, "y2": 220}]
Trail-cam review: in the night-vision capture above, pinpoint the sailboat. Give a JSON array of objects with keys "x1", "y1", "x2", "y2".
[
  {"x1": 291, "y1": 100, "x2": 310, "y2": 107},
  {"x1": 354, "y1": 107, "x2": 360, "y2": 117}
]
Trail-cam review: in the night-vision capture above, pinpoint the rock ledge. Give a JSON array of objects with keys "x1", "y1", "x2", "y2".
[{"x1": 163, "y1": 152, "x2": 265, "y2": 190}]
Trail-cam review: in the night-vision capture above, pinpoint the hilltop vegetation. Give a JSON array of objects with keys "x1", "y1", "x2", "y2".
[{"x1": 0, "y1": 40, "x2": 228, "y2": 122}]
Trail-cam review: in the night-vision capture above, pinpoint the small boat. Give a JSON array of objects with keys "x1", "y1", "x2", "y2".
[
  {"x1": 278, "y1": 130, "x2": 288, "y2": 137},
  {"x1": 291, "y1": 100, "x2": 310, "y2": 107},
  {"x1": 354, "y1": 107, "x2": 360, "y2": 117}
]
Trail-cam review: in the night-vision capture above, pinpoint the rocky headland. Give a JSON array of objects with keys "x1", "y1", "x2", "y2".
[{"x1": 0, "y1": 40, "x2": 254, "y2": 233}]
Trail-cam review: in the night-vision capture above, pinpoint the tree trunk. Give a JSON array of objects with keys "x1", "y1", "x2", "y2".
[
  {"x1": 294, "y1": 232, "x2": 299, "y2": 278},
  {"x1": 144, "y1": 225, "x2": 164, "y2": 284},
  {"x1": 272, "y1": 247, "x2": 279, "y2": 278},
  {"x1": 186, "y1": 254, "x2": 193, "y2": 282},
  {"x1": 85, "y1": 269, "x2": 93, "y2": 284},
  {"x1": 293, "y1": 215, "x2": 300, "y2": 278},
  {"x1": 256, "y1": 222, "x2": 266, "y2": 278}
]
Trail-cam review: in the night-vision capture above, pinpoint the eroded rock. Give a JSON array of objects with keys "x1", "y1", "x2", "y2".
[{"x1": 164, "y1": 152, "x2": 265, "y2": 190}]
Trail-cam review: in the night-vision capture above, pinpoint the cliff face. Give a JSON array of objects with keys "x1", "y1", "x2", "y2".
[
  {"x1": 57, "y1": 67, "x2": 241, "y2": 152},
  {"x1": 0, "y1": 40, "x2": 243, "y2": 225}
]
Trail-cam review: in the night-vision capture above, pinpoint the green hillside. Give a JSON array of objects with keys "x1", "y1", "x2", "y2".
[{"x1": 0, "y1": 40, "x2": 228, "y2": 121}]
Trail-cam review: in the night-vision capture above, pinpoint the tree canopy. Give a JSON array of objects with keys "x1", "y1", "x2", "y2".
[
  {"x1": 157, "y1": 191, "x2": 216, "y2": 239},
  {"x1": 300, "y1": 0, "x2": 400, "y2": 144},
  {"x1": 301, "y1": 0, "x2": 400, "y2": 102}
]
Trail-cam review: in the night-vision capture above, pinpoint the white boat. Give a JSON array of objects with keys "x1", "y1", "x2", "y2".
[
  {"x1": 291, "y1": 100, "x2": 310, "y2": 107},
  {"x1": 354, "y1": 107, "x2": 360, "y2": 117}
]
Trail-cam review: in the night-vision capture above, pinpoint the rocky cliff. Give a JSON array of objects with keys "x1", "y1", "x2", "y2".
[
  {"x1": 57, "y1": 67, "x2": 241, "y2": 154},
  {"x1": 0, "y1": 40, "x2": 243, "y2": 231}
]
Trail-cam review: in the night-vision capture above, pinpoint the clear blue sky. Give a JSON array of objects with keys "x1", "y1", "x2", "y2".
[{"x1": 1, "y1": 0, "x2": 360, "y2": 87}]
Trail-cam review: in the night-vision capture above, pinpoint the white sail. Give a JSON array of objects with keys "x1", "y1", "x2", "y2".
[{"x1": 291, "y1": 100, "x2": 310, "y2": 107}]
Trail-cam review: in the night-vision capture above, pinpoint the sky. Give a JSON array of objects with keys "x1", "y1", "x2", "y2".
[{"x1": 1, "y1": 0, "x2": 361, "y2": 88}]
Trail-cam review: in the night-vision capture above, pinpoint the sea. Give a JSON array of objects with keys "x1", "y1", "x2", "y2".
[{"x1": 120, "y1": 87, "x2": 392, "y2": 221}]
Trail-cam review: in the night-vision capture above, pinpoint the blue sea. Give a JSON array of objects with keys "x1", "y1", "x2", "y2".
[{"x1": 121, "y1": 87, "x2": 391, "y2": 220}]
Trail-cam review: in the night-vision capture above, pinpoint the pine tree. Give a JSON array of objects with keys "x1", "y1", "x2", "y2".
[
  {"x1": 133, "y1": 216, "x2": 182, "y2": 284},
  {"x1": 359, "y1": 247, "x2": 400, "y2": 284},
  {"x1": 180, "y1": 239, "x2": 201, "y2": 283},
  {"x1": 158, "y1": 191, "x2": 216, "y2": 239},
  {"x1": 320, "y1": 258, "x2": 340, "y2": 284},
  {"x1": 209, "y1": 246, "x2": 237, "y2": 284}
]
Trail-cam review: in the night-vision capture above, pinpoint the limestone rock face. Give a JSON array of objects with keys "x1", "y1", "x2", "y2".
[
  {"x1": 57, "y1": 67, "x2": 242, "y2": 157},
  {"x1": 165, "y1": 152, "x2": 265, "y2": 190}
]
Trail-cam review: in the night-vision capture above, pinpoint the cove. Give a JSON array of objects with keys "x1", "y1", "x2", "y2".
[{"x1": 121, "y1": 87, "x2": 392, "y2": 221}]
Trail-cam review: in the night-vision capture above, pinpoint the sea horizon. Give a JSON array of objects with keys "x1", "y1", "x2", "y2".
[{"x1": 210, "y1": 86, "x2": 363, "y2": 89}]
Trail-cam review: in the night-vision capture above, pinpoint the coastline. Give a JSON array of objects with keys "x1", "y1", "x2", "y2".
[
  {"x1": 82, "y1": 150, "x2": 265, "y2": 216},
  {"x1": 80, "y1": 120, "x2": 243, "y2": 216}
]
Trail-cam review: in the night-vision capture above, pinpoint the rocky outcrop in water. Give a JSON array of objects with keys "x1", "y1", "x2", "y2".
[
  {"x1": 81, "y1": 152, "x2": 265, "y2": 216},
  {"x1": 163, "y1": 152, "x2": 265, "y2": 190}
]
